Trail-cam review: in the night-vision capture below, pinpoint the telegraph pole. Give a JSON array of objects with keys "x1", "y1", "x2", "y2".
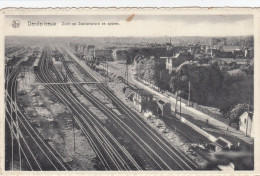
[
  {"x1": 179, "y1": 70, "x2": 182, "y2": 117},
  {"x1": 175, "y1": 72, "x2": 181, "y2": 115},
  {"x1": 175, "y1": 97, "x2": 178, "y2": 115},
  {"x1": 11, "y1": 114, "x2": 14, "y2": 170},
  {"x1": 14, "y1": 90, "x2": 22, "y2": 170},
  {"x1": 125, "y1": 62, "x2": 128, "y2": 85},
  {"x1": 124, "y1": 56, "x2": 132, "y2": 85},
  {"x1": 246, "y1": 100, "x2": 250, "y2": 137},
  {"x1": 188, "y1": 81, "x2": 191, "y2": 106},
  {"x1": 103, "y1": 59, "x2": 108, "y2": 103},
  {"x1": 16, "y1": 119, "x2": 22, "y2": 170},
  {"x1": 174, "y1": 74, "x2": 179, "y2": 115},
  {"x1": 180, "y1": 95, "x2": 182, "y2": 117},
  {"x1": 104, "y1": 59, "x2": 107, "y2": 84},
  {"x1": 106, "y1": 61, "x2": 109, "y2": 80},
  {"x1": 21, "y1": 66, "x2": 26, "y2": 86},
  {"x1": 72, "y1": 116, "x2": 76, "y2": 153}
]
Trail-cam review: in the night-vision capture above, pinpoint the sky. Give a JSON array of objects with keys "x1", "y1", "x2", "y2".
[{"x1": 5, "y1": 15, "x2": 253, "y2": 37}]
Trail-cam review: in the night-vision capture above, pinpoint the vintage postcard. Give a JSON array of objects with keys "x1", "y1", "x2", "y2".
[{"x1": 0, "y1": 8, "x2": 259, "y2": 175}]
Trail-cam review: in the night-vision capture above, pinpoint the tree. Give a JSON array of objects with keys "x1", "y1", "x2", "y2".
[
  {"x1": 135, "y1": 56, "x2": 146, "y2": 79},
  {"x1": 168, "y1": 71, "x2": 178, "y2": 93},
  {"x1": 143, "y1": 57, "x2": 157, "y2": 84},
  {"x1": 218, "y1": 69, "x2": 251, "y2": 113},
  {"x1": 176, "y1": 62, "x2": 223, "y2": 106},
  {"x1": 157, "y1": 69, "x2": 170, "y2": 90}
]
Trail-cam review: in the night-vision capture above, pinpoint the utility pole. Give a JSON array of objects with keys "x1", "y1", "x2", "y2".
[
  {"x1": 175, "y1": 72, "x2": 181, "y2": 116},
  {"x1": 246, "y1": 100, "x2": 250, "y2": 137},
  {"x1": 125, "y1": 56, "x2": 132, "y2": 85},
  {"x1": 179, "y1": 70, "x2": 182, "y2": 117},
  {"x1": 175, "y1": 93, "x2": 178, "y2": 115},
  {"x1": 175, "y1": 69, "x2": 183, "y2": 117},
  {"x1": 159, "y1": 71, "x2": 162, "y2": 91},
  {"x1": 72, "y1": 116, "x2": 76, "y2": 153},
  {"x1": 14, "y1": 89, "x2": 22, "y2": 170},
  {"x1": 103, "y1": 59, "x2": 108, "y2": 103},
  {"x1": 11, "y1": 115, "x2": 14, "y2": 170},
  {"x1": 21, "y1": 66, "x2": 26, "y2": 86},
  {"x1": 104, "y1": 59, "x2": 107, "y2": 84},
  {"x1": 174, "y1": 73, "x2": 179, "y2": 115},
  {"x1": 125, "y1": 61, "x2": 128, "y2": 85},
  {"x1": 188, "y1": 81, "x2": 191, "y2": 106},
  {"x1": 16, "y1": 119, "x2": 22, "y2": 170},
  {"x1": 106, "y1": 61, "x2": 109, "y2": 80},
  {"x1": 180, "y1": 94, "x2": 182, "y2": 117}
]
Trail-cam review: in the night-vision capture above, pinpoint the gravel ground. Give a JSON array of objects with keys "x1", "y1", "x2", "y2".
[
  {"x1": 70, "y1": 60, "x2": 207, "y2": 167},
  {"x1": 106, "y1": 80, "x2": 206, "y2": 166},
  {"x1": 102, "y1": 64, "x2": 208, "y2": 167},
  {"x1": 17, "y1": 58, "x2": 207, "y2": 169},
  {"x1": 16, "y1": 65, "x2": 97, "y2": 170}
]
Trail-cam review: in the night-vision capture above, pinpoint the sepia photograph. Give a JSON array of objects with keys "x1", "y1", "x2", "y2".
[{"x1": 1, "y1": 9, "x2": 257, "y2": 173}]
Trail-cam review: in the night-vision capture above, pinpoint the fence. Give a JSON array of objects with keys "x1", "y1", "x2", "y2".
[
  {"x1": 175, "y1": 114, "x2": 217, "y2": 142},
  {"x1": 193, "y1": 103, "x2": 223, "y2": 120},
  {"x1": 136, "y1": 77, "x2": 160, "y2": 91}
]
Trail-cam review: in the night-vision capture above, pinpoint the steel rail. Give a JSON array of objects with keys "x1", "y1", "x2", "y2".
[
  {"x1": 6, "y1": 94, "x2": 70, "y2": 170},
  {"x1": 37, "y1": 51, "x2": 116, "y2": 170},
  {"x1": 37, "y1": 63, "x2": 112, "y2": 170},
  {"x1": 5, "y1": 103, "x2": 42, "y2": 170},
  {"x1": 43, "y1": 48, "x2": 134, "y2": 169},
  {"x1": 45, "y1": 53, "x2": 143, "y2": 170},
  {"x1": 5, "y1": 56, "x2": 71, "y2": 171},
  {"x1": 39, "y1": 50, "x2": 113, "y2": 169},
  {"x1": 58, "y1": 52, "x2": 177, "y2": 170},
  {"x1": 5, "y1": 113, "x2": 35, "y2": 171},
  {"x1": 60, "y1": 46, "x2": 198, "y2": 170},
  {"x1": 39, "y1": 49, "x2": 137, "y2": 169},
  {"x1": 42, "y1": 48, "x2": 144, "y2": 170}
]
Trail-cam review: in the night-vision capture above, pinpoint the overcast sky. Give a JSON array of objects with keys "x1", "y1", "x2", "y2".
[{"x1": 5, "y1": 15, "x2": 253, "y2": 37}]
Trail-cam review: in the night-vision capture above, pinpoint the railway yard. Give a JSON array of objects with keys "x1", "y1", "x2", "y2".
[{"x1": 5, "y1": 44, "x2": 237, "y2": 171}]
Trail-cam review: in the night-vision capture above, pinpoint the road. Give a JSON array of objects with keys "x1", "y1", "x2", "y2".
[{"x1": 105, "y1": 61, "x2": 253, "y2": 145}]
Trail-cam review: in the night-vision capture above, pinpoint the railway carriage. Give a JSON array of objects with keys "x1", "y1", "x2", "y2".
[
  {"x1": 22, "y1": 56, "x2": 30, "y2": 66},
  {"x1": 33, "y1": 59, "x2": 40, "y2": 72}
]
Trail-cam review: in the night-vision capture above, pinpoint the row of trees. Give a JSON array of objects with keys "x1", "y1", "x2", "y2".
[
  {"x1": 170, "y1": 63, "x2": 253, "y2": 114},
  {"x1": 133, "y1": 54, "x2": 253, "y2": 126}
]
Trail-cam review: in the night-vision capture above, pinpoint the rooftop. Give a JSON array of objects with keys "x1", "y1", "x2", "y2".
[
  {"x1": 173, "y1": 52, "x2": 192, "y2": 59},
  {"x1": 157, "y1": 99, "x2": 166, "y2": 105},
  {"x1": 134, "y1": 89, "x2": 153, "y2": 96},
  {"x1": 223, "y1": 46, "x2": 243, "y2": 51},
  {"x1": 240, "y1": 111, "x2": 254, "y2": 120}
]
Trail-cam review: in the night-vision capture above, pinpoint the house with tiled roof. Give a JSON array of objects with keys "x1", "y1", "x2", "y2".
[{"x1": 239, "y1": 111, "x2": 254, "y2": 137}]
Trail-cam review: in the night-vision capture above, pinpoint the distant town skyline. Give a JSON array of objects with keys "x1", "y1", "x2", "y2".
[{"x1": 5, "y1": 15, "x2": 253, "y2": 37}]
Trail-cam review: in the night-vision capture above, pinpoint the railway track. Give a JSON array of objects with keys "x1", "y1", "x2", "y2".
[
  {"x1": 5, "y1": 56, "x2": 72, "y2": 171},
  {"x1": 57, "y1": 46, "x2": 199, "y2": 170},
  {"x1": 36, "y1": 48, "x2": 141, "y2": 170}
]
